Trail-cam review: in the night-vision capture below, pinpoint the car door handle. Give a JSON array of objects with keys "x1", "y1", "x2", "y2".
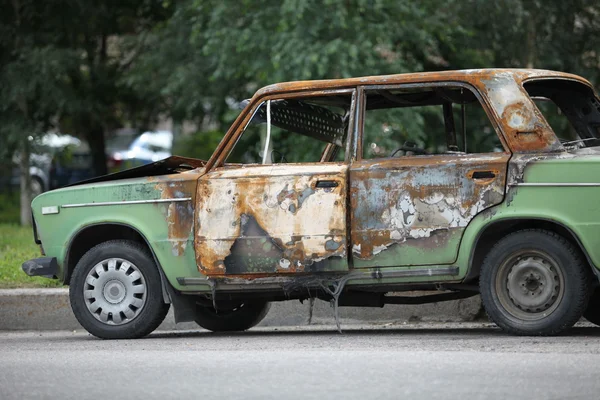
[
  {"x1": 470, "y1": 170, "x2": 496, "y2": 179},
  {"x1": 315, "y1": 180, "x2": 339, "y2": 188}
]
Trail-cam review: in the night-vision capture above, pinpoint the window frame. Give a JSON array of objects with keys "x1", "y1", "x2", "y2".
[
  {"x1": 211, "y1": 88, "x2": 358, "y2": 169},
  {"x1": 522, "y1": 77, "x2": 600, "y2": 147},
  {"x1": 356, "y1": 81, "x2": 510, "y2": 161}
]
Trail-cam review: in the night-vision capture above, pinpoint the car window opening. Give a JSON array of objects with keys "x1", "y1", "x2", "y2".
[
  {"x1": 227, "y1": 95, "x2": 352, "y2": 164},
  {"x1": 363, "y1": 86, "x2": 502, "y2": 159},
  {"x1": 524, "y1": 79, "x2": 600, "y2": 149}
]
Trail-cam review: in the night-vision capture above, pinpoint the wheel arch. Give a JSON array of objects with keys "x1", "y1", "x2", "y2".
[
  {"x1": 465, "y1": 217, "x2": 600, "y2": 283},
  {"x1": 63, "y1": 222, "x2": 172, "y2": 304}
]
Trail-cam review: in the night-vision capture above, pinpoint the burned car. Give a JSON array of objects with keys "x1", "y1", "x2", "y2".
[{"x1": 23, "y1": 69, "x2": 600, "y2": 339}]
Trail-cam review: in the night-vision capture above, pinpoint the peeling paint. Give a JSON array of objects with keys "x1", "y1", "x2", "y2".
[
  {"x1": 350, "y1": 153, "x2": 509, "y2": 266},
  {"x1": 195, "y1": 163, "x2": 348, "y2": 276},
  {"x1": 154, "y1": 177, "x2": 199, "y2": 257}
]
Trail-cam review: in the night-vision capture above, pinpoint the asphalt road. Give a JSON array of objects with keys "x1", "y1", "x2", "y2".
[{"x1": 2, "y1": 322, "x2": 600, "y2": 400}]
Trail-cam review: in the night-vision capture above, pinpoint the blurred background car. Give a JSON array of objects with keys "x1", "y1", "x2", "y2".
[
  {"x1": 3, "y1": 133, "x2": 95, "y2": 197},
  {"x1": 106, "y1": 130, "x2": 173, "y2": 173}
]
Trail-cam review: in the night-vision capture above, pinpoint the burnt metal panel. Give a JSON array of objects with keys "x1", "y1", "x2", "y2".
[
  {"x1": 350, "y1": 153, "x2": 510, "y2": 266},
  {"x1": 476, "y1": 72, "x2": 562, "y2": 153},
  {"x1": 151, "y1": 175, "x2": 200, "y2": 257},
  {"x1": 195, "y1": 164, "x2": 349, "y2": 276},
  {"x1": 207, "y1": 70, "x2": 582, "y2": 170}
]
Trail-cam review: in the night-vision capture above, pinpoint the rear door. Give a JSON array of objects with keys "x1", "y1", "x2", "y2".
[
  {"x1": 350, "y1": 83, "x2": 510, "y2": 268},
  {"x1": 350, "y1": 153, "x2": 508, "y2": 267}
]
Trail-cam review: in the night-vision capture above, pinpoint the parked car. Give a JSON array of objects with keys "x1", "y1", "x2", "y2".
[
  {"x1": 7, "y1": 133, "x2": 95, "y2": 197},
  {"x1": 106, "y1": 130, "x2": 172, "y2": 173},
  {"x1": 22, "y1": 69, "x2": 600, "y2": 339}
]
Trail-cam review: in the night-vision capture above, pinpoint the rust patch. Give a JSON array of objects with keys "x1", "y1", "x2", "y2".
[
  {"x1": 206, "y1": 69, "x2": 588, "y2": 170},
  {"x1": 477, "y1": 72, "x2": 561, "y2": 153},
  {"x1": 350, "y1": 153, "x2": 509, "y2": 263},
  {"x1": 154, "y1": 175, "x2": 200, "y2": 256},
  {"x1": 195, "y1": 164, "x2": 348, "y2": 276},
  {"x1": 276, "y1": 184, "x2": 316, "y2": 214}
]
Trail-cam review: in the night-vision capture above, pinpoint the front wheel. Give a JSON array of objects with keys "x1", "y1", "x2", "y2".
[
  {"x1": 69, "y1": 240, "x2": 170, "y2": 339},
  {"x1": 194, "y1": 301, "x2": 270, "y2": 332},
  {"x1": 480, "y1": 229, "x2": 592, "y2": 336}
]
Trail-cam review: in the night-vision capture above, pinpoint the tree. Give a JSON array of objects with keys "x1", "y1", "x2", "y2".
[
  {"x1": 0, "y1": 0, "x2": 78, "y2": 225},
  {"x1": 0, "y1": 0, "x2": 173, "y2": 224},
  {"x1": 53, "y1": 0, "x2": 174, "y2": 176},
  {"x1": 127, "y1": 0, "x2": 453, "y2": 156},
  {"x1": 436, "y1": 0, "x2": 600, "y2": 85}
]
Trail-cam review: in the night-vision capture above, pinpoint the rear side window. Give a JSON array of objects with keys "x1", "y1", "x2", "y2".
[
  {"x1": 362, "y1": 85, "x2": 504, "y2": 159},
  {"x1": 524, "y1": 79, "x2": 600, "y2": 149}
]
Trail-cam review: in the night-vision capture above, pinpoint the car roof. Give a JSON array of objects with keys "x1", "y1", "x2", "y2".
[{"x1": 254, "y1": 69, "x2": 592, "y2": 98}]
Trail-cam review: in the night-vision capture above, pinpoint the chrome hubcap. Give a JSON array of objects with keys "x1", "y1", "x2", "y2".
[
  {"x1": 103, "y1": 280, "x2": 127, "y2": 304},
  {"x1": 83, "y1": 258, "x2": 147, "y2": 325}
]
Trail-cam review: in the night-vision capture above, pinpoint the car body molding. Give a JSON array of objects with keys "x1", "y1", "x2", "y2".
[{"x1": 61, "y1": 198, "x2": 192, "y2": 208}]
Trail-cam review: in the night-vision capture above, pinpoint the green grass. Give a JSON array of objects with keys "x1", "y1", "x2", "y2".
[
  {"x1": 0, "y1": 191, "x2": 20, "y2": 224},
  {"x1": 0, "y1": 223, "x2": 63, "y2": 288}
]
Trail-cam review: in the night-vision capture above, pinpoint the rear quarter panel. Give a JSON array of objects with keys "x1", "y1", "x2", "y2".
[{"x1": 457, "y1": 151, "x2": 600, "y2": 277}]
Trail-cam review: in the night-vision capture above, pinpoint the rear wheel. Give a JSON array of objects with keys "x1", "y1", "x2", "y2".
[
  {"x1": 480, "y1": 229, "x2": 591, "y2": 336},
  {"x1": 69, "y1": 240, "x2": 170, "y2": 339},
  {"x1": 194, "y1": 301, "x2": 270, "y2": 332}
]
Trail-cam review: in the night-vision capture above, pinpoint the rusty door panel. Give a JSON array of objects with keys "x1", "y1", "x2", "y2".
[
  {"x1": 350, "y1": 153, "x2": 510, "y2": 267},
  {"x1": 195, "y1": 163, "x2": 348, "y2": 276}
]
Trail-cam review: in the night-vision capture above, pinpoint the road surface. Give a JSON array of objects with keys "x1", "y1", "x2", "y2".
[{"x1": 1, "y1": 322, "x2": 600, "y2": 400}]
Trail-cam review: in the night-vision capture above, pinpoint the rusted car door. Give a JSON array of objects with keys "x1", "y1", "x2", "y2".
[
  {"x1": 350, "y1": 154, "x2": 509, "y2": 267},
  {"x1": 350, "y1": 84, "x2": 510, "y2": 268},
  {"x1": 195, "y1": 164, "x2": 348, "y2": 276}
]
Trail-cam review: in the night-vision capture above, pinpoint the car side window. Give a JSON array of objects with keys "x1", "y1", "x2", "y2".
[
  {"x1": 362, "y1": 85, "x2": 504, "y2": 159},
  {"x1": 524, "y1": 79, "x2": 600, "y2": 149},
  {"x1": 226, "y1": 94, "x2": 353, "y2": 164}
]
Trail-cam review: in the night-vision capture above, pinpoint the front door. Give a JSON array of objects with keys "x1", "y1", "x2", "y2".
[
  {"x1": 196, "y1": 164, "x2": 348, "y2": 276},
  {"x1": 194, "y1": 90, "x2": 355, "y2": 277}
]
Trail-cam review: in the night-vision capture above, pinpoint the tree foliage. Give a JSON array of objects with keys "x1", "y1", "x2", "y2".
[{"x1": 0, "y1": 0, "x2": 172, "y2": 224}]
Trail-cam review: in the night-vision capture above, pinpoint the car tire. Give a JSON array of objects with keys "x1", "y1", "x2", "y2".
[
  {"x1": 194, "y1": 301, "x2": 270, "y2": 332},
  {"x1": 69, "y1": 240, "x2": 170, "y2": 339},
  {"x1": 583, "y1": 288, "x2": 600, "y2": 326},
  {"x1": 480, "y1": 229, "x2": 592, "y2": 336}
]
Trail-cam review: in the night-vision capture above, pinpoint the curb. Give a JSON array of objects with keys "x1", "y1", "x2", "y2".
[{"x1": 0, "y1": 288, "x2": 484, "y2": 331}]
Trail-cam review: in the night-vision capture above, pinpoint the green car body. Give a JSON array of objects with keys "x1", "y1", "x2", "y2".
[{"x1": 23, "y1": 69, "x2": 600, "y2": 338}]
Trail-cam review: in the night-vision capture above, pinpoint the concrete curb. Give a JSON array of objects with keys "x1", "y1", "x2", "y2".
[{"x1": 0, "y1": 288, "x2": 484, "y2": 331}]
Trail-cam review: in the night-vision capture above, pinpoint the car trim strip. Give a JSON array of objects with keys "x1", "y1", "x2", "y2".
[
  {"x1": 61, "y1": 198, "x2": 192, "y2": 208},
  {"x1": 177, "y1": 266, "x2": 459, "y2": 287},
  {"x1": 510, "y1": 182, "x2": 600, "y2": 187}
]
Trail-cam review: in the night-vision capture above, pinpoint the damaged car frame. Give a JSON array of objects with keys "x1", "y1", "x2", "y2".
[{"x1": 23, "y1": 69, "x2": 600, "y2": 338}]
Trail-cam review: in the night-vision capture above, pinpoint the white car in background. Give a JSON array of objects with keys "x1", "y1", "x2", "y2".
[
  {"x1": 9, "y1": 133, "x2": 94, "y2": 197},
  {"x1": 106, "y1": 130, "x2": 173, "y2": 172}
]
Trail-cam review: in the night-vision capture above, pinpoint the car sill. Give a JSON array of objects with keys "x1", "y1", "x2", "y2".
[{"x1": 177, "y1": 266, "x2": 459, "y2": 289}]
